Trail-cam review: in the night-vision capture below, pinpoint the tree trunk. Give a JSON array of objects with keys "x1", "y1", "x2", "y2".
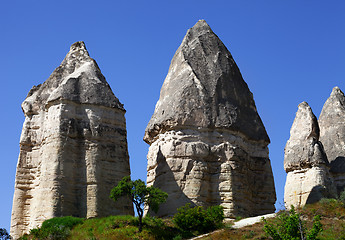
[{"x1": 138, "y1": 215, "x2": 143, "y2": 232}]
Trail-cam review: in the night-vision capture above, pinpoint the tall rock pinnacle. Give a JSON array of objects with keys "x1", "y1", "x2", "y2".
[
  {"x1": 144, "y1": 20, "x2": 276, "y2": 218},
  {"x1": 144, "y1": 19, "x2": 269, "y2": 144},
  {"x1": 11, "y1": 41, "x2": 133, "y2": 239},
  {"x1": 284, "y1": 102, "x2": 336, "y2": 208},
  {"x1": 319, "y1": 86, "x2": 345, "y2": 195}
]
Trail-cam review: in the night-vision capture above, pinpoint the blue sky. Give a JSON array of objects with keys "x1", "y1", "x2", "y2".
[{"x1": 1, "y1": 0, "x2": 345, "y2": 233}]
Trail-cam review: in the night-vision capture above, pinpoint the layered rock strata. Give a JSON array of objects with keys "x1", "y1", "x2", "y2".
[
  {"x1": 284, "y1": 102, "x2": 336, "y2": 208},
  {"x1": 11, "y1": 42, "x2": 133, "y2": 239},
  {"x1": 319, "y1": 87, "x2": 345, "y2": 195},
  {"x1": 144, "y1": 20, "x2": 276, "y2": 218}
]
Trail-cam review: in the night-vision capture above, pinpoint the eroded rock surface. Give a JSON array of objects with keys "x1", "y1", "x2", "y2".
[
  {"x1": 11, "y1": 42, "x2": 133, "y2": 239},
  {"x1": 284, "y1": 102, "x2": 336, "y2": 208},
  {"x1": 319, "y1": 87, "x2": 345, "y2": 195},
  {"x1": 145, "y1": 20, "x2": 276, "y2": 218}
]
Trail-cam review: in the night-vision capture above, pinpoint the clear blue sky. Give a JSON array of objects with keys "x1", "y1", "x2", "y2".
[{"x1": 1, "y1": 0, "x2": 345, "y2": 233}]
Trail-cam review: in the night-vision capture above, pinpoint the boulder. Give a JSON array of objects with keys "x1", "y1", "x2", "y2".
[
  {"x1": 11, "y1": 42, "x2": 133, "y2": 239},
  {"x1": 144, "y1": 20, "x2": 276, "y2": 218}
]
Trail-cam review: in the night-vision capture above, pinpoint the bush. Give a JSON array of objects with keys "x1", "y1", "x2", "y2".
[
  {"x1": 0, "y1": 228, "x2": 11, "y2": 240},
  {"x1": 30, "y1": 216, "x2": 83, "y2": 240},
  {"x1": 173, "y1": 203, "x2": 224, "y2": 234},
  {"x1": 340, "y1": 189, "x2": 345, "y2": 203},
  {"x1": 263, "y1": 205, "x2": 322, "y2": 240}
]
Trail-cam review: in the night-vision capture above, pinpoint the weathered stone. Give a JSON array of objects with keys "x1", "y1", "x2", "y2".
[
  {"x1": 319, "y1": 87, "x2": 345, "y2": 195},
  {"x1": 145, "y1": 20, "x2": 276, "y2": 218},
  {"x1": 11, "y1": 42, "x2": 133, "y2": 239},
  {"x1": 284, "y1": 102, "x2": 336, "y2": 208}
]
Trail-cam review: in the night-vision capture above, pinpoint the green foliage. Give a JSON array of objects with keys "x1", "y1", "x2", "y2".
[
  {"x1": 29, "y1": 216, "x2": 83, "y2": 240},
  {"x1": 340, "y1": 189, "x2": 345, "y2": 203},
  {"x1": 69, "y1": 215, "x2": 179, "y2": 240},
  {"x1": 70, "y1": 215, "x2": 138, "y2": 240},
  {"x1": 0, "y1": 228, "x2": 11, "y2": 240},
  {"x1": 173, "y1": 203, "x2": 224, "y2": 234},
  {"x1": 110, "y1": 176, "x2": 168, "y2": 232},
  {"x1": 263, "y1": 206, "x2": 322, "y2": 240}
]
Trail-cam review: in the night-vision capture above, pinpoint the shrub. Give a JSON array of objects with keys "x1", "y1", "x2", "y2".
[
  {"x1": 0, "y1": 228, "x2": 11, "y2": 240},
  {"x1": 263, "y1": 205, "x2": 322, "y2": 240},
  {"x1": 173, "y1": 204, "x2": 224, "y2": 234},
  {"x1": 340, "y1": 189, "x2": 345, "y2": 203},
  {"x1": 30, "y1": 216, "x2": 83, "y2": 240}
]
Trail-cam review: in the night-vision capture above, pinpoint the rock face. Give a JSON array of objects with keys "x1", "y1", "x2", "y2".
[
  {"x1": 319, "y1": 87, "x2": 345, "y2": 195},
  {"x1": 11, "y1": 42, "x2": 133, "y2": 239},
  {"x1": 144, "y1": 20, "x2": 276, "y2": 218},
  {"x1": 284, "y1": 102, "x2": 336, "y2": 208}
]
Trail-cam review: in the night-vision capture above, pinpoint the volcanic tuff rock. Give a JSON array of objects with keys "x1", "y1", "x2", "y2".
[
  {"x1": 319, "y1": 87, "x2": 345, "y2": 195},
  {"x1": 284, "y1": 102, "x2": 336, "y2": 208},
  {"x1": 11, "y1": 41, "x2": 133, "y2": 239},
  {"x1": 144, "y1": 20, "x2": 276, "y2": 218}
]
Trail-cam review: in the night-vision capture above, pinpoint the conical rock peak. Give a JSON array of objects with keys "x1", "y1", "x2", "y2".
[
  {"x1": 22, "y1": 41, "x2": 123, "y2": 116},
  {"x1": 144, "y1": 20, "x2": 269, "y2": 144},
  {"x1": 319, "y1": 86, "x2": 345, "y2": 174},
  {"x1": 11, "y1": 41, "x2": 133, "y2": 239},
  {"x1": 284, "y1": 102, "x2": 336, "y2": 208},
  {"x1": 144, "y1": 21, "x2": 276, "y2": 219},
  {"x1": 284, "y1": 102, "x2": 328, "y2": 172}
]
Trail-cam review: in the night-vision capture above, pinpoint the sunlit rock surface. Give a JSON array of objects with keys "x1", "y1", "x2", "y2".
[
  {"x1": 144, "y1": 20, "x2": 276, "y2": 218},
  {"x1": 284, "y1": 102, "x2": 336, "y2": 208},
  {"x1": 11, "y1": 42, "x2": 133, "y2": 239},
  {"x1": 319, "y1": 87, "x2": 345, "y2": 195}
]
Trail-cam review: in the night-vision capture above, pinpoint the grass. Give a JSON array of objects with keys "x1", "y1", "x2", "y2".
[
  {"x1": 19, "y1": 199, "x2": 345, "y2": 239},
  {"x1": 69, "y1": 215, "x2": 181, "y2": 240},
  {"x1": 198, "y1": 199, "x2": 345, "y2": 240}
]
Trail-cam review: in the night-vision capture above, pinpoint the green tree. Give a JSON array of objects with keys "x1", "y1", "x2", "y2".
[
  {"x1": 339, "y1": 189, "x2": 345, "y2": 203},
  {"x1": 173, "y1": 203, "x2": 224, "y2": 234},
  {"x1": 0, "y1": 228, "x2": 11, "y2": 240},
  {"x1": 110, "y1": 176, "x2": 168, "y2": 232},
  {"x1": 263, "y1": 205, "x2": 322, "y2": 240}
]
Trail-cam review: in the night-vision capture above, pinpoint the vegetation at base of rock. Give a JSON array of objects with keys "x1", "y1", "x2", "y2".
[
  {"x1": 340, "y1": 189, "x2": 345, "y2": 203},
  {"x1": 19, "y1": 198, "x2": 345, "y2": 239},
  {"x1": 110, "y1": 176, "x2": 168, "y2": 232},
  {"x1": 263, "y1": 205, "x2": 322, "y2": 240},
  {"x1": 173, "y1": 203, "x2": 224, "y2": 235},
  {"x1": 70, "y1": 215, "x2": 180, "y2": 240},
  {"x1": 0, "y1": 228, "x2": 11, "y2": 240},
  {"x1": 197, "y1": 199, "x2": 345, "y2": 240},
  {"x1": 20, "y1": 216, "x2": 83, "y2": 240},
  {"x1": 19, "y1": 208, "x2": 225, "y2": 239}
]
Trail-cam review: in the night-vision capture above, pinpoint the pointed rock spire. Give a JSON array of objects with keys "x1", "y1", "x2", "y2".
[
  {"x1": 22, "y1": 41, "x2": 123, "y2": 117},
  {"x1": 284, "y1": 102, "x2": 336, "y2": 208},
  {"x1": 284, "y1": 102, "x2": 328, "y2": 172},
  {"x1": 144, "y1": 20, "x2": 269, "y2": 144},
  {"x1": 11, "y1": 42, "x2": 133, "y2": 239},
  {"x1": 319, "y1": 86, "x2": 345, "y2": 194},
  {"x1": 144, "y1": 20, "x2": 275, "y2": 218}
]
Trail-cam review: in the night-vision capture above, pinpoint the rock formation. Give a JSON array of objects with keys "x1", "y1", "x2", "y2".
[
  {"x1": 11, "y1": 41, "x2": 133, "y2": 239},
  {"x1": 144, "y1": 20, "x2": 276, "y2": 218},
  {"x1": 319, "y1": 87, "x2": 345, "y2": 195},
  {"x1": 284, "y1": 102, "x2": 336, "y2": 208}
]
